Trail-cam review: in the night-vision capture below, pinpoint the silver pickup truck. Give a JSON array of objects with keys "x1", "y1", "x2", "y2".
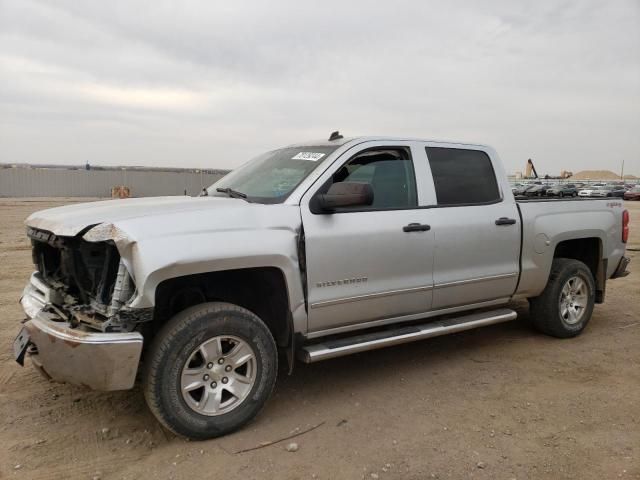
[{"x1": 14, "y1": 135, "x2": 630, "y2": 439}]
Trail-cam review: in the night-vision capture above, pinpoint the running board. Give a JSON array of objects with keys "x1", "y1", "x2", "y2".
[{"x1": 298, "y1": 308, "x2": 517, "y2": 363}]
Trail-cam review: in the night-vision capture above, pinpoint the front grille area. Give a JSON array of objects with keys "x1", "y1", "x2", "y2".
[{"x1": 27, "y1": 227, "x2": 121, "y2": 307}]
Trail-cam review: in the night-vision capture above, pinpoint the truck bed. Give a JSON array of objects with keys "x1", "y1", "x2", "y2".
[{"x1": 514, "y1": 197, "x2": 626, "y2": 300}]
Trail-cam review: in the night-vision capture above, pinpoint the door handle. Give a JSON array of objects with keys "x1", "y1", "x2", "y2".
[
  {"x1": 403, "y1": 223, "x2": 431, "y2": 232},
  {"x1": 495, "y1": 217, "x2": 517, "y2": 226}
]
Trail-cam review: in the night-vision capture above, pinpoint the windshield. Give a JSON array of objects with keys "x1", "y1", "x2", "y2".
[{"x1": 207, "y1": 145, "x2": 341, "y2": 203}]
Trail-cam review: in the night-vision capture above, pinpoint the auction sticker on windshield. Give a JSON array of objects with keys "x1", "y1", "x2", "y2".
[{"x1": 292, "y1": 152, "x2": 325, "y2": 161}]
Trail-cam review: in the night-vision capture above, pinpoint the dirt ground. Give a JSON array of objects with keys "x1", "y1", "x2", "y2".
[{"x1": 0, "y1": 198, "x2": 638, "y2": 480}]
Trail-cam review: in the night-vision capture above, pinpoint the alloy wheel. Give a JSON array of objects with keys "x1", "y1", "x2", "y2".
[
  {"x1": 559, "y1": 276, "x2": 588, "y2": 325},
  {"x1": 180, "y1": 335, "x2": 257, "y2": 416}
]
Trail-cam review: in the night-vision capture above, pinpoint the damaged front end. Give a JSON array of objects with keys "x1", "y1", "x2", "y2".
[
  {"x1": 26, "y1": 226, "x2": 152, "y2": 332},
  {"x1": 16, "y1": 226, "x2": 149, "y2": 391}
]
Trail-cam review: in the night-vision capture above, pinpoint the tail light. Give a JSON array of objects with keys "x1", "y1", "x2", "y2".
[{"x1": 622, "y1": 209, "x2": 629, "y2": 243}]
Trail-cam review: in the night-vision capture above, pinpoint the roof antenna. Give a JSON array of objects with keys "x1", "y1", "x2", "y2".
[{"x1": 328, "y1": 130, "x2": 343, "y2": 141}]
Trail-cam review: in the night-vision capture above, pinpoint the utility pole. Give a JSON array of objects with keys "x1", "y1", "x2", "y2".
[{"x1": 620, "y1": 160, "x2": 624, "y2": 180}]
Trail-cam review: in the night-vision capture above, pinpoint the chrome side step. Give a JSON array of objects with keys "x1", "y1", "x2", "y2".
[{"x1": 298, "y1": 308, "x2": 517, "y2": 363}]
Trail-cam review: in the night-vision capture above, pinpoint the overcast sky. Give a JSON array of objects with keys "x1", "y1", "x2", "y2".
[{"x1": 1, "y1": 0, "x2": 639, "y2": 175}]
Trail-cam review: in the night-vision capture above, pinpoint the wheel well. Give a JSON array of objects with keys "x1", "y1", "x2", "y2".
[
  {"x1": 151, "y1": 267, "x2": 292, "y2": 347},
  {"x1": 553, "y1": 237, "x2": 605, "y2": 303}
]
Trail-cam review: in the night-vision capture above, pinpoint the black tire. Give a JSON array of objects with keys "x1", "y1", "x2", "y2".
[
  {"x1": 558, "y1": 192, "x2": 564, "y2": 198},
  {"x1": 529, "y1": 258, "x2": 595, "y2": 338},
  {"x1": 143, "y1": 302, "x2": 277, "y2": 439}
]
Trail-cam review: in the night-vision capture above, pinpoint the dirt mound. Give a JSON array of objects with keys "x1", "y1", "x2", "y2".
[{"x1": 571, "y1": 170, "x2": 620, "y2": 180}]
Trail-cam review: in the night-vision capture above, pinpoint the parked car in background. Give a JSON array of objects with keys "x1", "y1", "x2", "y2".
[
  {"x1": 525, "y1": 184, "x2": 554, "y2": 197},
  {"x1": 578, "y1": 187, "x2": 596, "y2": 197},
  {"x1": 513, "y1": 184, "x2": 537, "y2": 196},
  {"x1": 624, "y1": 186, "x2": 640, "y2": 200},
  {"x1": 610, "y1": 185, "x2": 628, "y2": 197},
  {"x1": 546, "y1": 184, "x2": 578, "y2": 197},
  {"x1": 591, "y1": 185, "x2": 626, "y2": 198},
  {"x1": 511, "y1": 183, "x2": 525, "y2": 194}
]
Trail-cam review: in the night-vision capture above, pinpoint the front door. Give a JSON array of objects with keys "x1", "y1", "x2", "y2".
[{"x1": 301, "y1": 142, "x2": 434, "y2": 335}]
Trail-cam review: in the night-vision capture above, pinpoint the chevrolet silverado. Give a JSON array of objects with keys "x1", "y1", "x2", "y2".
[{"x1": 13, "y1": 134, "x2": 631, "y2": 439}]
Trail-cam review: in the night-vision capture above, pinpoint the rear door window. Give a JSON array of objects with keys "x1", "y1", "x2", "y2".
[{"x1": 425, "y1": 147, "x2": 500, "y2": 206}]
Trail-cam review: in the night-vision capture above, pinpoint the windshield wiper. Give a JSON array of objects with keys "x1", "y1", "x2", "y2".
[{"x1": 215, "y1": 187, "x2": 247, "y2": 199}]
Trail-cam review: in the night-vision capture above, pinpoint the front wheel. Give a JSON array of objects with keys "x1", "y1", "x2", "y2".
[
  {"x1": 143, "y1": 302, "x2": 277, "y2": 439},
  {"x1": 529, "y1": 258, "x2": 595, "y2": 338}
]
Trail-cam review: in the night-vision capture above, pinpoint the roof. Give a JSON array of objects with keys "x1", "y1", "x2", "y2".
[{"x1": 287, "y1": 136, "x2": 490, "y2": 150}]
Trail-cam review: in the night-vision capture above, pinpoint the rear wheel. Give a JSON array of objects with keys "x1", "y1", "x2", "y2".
[
  {"x1": 143, "y1": 302, "x2": 277, "y2": 439},
  {"x1": 529, "y1": 258, "x2": 595, "y2": 338}
]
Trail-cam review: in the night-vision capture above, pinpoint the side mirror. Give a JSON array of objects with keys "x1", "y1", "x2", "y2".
[{"x1": 314, "y1": 182, "x2": 374, "y2": 212}]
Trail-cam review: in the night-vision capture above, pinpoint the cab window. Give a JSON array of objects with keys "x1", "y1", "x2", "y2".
[
  {"x1": 328, "y1": 147, "x2": 417, "y2": 210},
  {"x1": 426, "y1": 147, "x2": 500, "y2": 206}
]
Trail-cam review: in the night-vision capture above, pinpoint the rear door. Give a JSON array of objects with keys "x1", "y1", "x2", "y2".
[
  {"x1": 300, "y1": 142, "x2": 435, "y2": 336},
  {"x1": 422, "y1": 145, "x2": 521, "y2": 310}
]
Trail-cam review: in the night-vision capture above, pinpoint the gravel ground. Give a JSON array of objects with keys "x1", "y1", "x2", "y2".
[{"x1": 0, "y1": 198, "x2": 638, "y2": 480}]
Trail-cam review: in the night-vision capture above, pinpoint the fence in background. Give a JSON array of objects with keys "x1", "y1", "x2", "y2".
[{"x1": 0, "y1": 168, "x2": 228, "y2": 197}]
